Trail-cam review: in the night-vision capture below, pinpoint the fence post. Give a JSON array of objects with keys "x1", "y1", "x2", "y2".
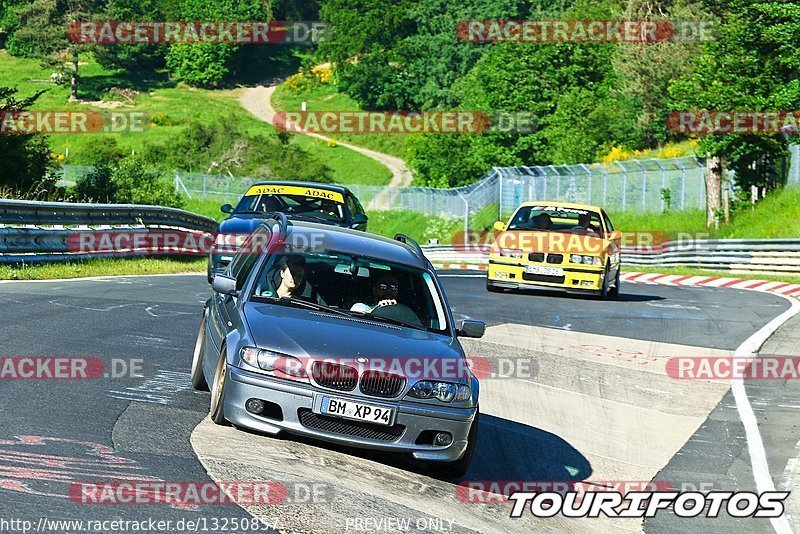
[
  {"x1": 655, "y1": 160, "x2": 666, "y2": 212},
  {"x1": 676, "y1": 159, "x2": 687, "y2": 210},
  {"x1": 619, "y1": 163, "x2": 628, "y2": 211},
  {"x1": 458, "y1": 193, "x2": 469, "y2": 237},
  {"x1": 579, "y1": 164, "x2": 592, "y2": 205},
  {"x1": 497, "y1": 169, "x2": 503, "y2": 220},
  {"x1": 602, "y1": 167, "x2": 607, "y2": 205}
]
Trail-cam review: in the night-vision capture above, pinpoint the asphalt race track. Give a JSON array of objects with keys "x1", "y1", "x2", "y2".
[{"x1": 0, "y1": 272, "x2": 798, "y2": 533}]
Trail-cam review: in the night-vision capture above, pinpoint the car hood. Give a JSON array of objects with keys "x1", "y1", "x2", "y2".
[
  {"x1": 495, "y1": 230, "x2": 609, "y2": 255},
  {"x1": 243, "y1": 301, "x2": 469, "y2": 381},
  {"x1": 219, "y1": 213, "x2": 347, "y2": 234}
]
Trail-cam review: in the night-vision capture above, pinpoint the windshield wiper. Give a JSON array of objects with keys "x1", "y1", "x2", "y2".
[
  {"x1": 350, "y1": 311, "x2": 425, "y2": 331},
  {"x1": 268, "y1": 295, "x2": 352, "y2": 318},
  {"x1": 234, "y1": 210, "x2": 265, "y2": 215}
]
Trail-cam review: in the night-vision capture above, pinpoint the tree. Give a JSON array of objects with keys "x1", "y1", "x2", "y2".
[
  {"x1": 0, "y1": 87, "x2": 57, "y2": 194},
  {"x1": 612, "y1": 0, "x2": 711, "y2": 147},
  {"x1": 8, "y1": 0, "x2": 100, "y2": 100},
  {"x1": 669, "y1": 0, "x2": 800, "y2": 222}
]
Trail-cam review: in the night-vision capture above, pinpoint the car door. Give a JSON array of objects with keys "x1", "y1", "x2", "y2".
[
  {"x1": 207, "y1": 225, "x2": 271, "y2": 369},
  {"x1": 602, "y1": 209, "x2": 621, "y2": 273}
]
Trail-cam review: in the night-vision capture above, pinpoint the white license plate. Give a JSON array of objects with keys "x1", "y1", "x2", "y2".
[
  {"x1": 320, "y1": 397, "x2": 394, "y2": 426},
  {"x1": 525, "y1": 265, "x2": 563, "y2": 276}
]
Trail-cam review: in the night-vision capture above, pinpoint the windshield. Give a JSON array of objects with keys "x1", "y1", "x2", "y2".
[
  {"x1": 250, "y1": 251, "x2": 448, "y2": 333},
  {"x1": 507, "y1": 205, "x2": 604, "y2": 237},
  {"x1": 235, "y1": 185, "x2": 346, "y2": 223}
]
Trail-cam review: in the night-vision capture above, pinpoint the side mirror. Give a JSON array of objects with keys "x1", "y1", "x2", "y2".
[
  {"x1": 350, "y1": 213, "x2": 368, "y2": 228},
  {"x1": 608, "y1": 230, "x2": 621, "y2": 241},
  {"x1": 211, "y1": 274, "x2": 239, "y2": 297},
  {"x1": 493, "y1": 221, "x2": 507, "y2": 232},
  {"x1": 456, "y1": 319, "x2": 485, "y2": 338},
  {"x1": 221, "y1": 204, "x2": 234, "y2": 214}
]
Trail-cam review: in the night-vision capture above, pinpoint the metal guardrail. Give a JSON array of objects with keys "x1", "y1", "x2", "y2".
[
  {"x1": 421, "y1": 241, "x2": 800, "y2": 275},
  {"x1": 0, "y1": 199, "x2": 217, "y2": 231},
  {"x1": 0, "y1": 199, "x2": 218, "y2": 263}
]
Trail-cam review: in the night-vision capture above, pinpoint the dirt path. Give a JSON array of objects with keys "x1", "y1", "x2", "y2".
[{"x1": 239, "y1": 85, "x2": 413, "y2": 189}]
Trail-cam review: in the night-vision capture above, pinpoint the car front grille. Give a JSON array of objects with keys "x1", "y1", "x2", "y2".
[
  {"x1": 311, "y1": 361, "x2": 358, "y2": 391},
  {"x1": 298, "y1": 409, "x2": 405, "y2": 441},
  {"x1": 523, "y1": 273, "x2": 566, "y2": 284},
  {"x1": 360, "y1": 370, "x2": 406, "y2": 398},
  {"x1": 546, "y1": 254, "x2": 564, "y2": 264},
  {"x1": 528, "y1": 252, "x2": 545, "y2": 262}
]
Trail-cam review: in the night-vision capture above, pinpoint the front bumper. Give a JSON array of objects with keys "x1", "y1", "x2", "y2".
[
  {"x1": 223, "y1": 366, "x2": 476, "y2": 462},
  {"x1": 487, "y1": 257, "x2": 604, "y2": 292}
]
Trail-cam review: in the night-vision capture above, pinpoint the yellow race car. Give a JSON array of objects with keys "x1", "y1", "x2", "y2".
[{"x1": 486, "y1": 201, "x2": 622, "y2": 298}]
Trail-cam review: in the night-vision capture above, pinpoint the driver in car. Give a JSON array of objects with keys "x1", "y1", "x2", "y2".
[
  {"x1": 350, "y1": 274, "x2": 423, "y2": 327},
  {"x1": 577, "y1": 212, "x2": 598, "y2": 234}
]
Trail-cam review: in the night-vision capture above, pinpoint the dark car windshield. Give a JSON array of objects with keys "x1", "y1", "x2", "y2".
[
  {"x1": 235, "y1": 185, "x2": 346, "y2": 223},
  {"x1": 507, "y1": 205, "x2": 604, "y2": 237},
  {"x1": 250, "y1": 251, "x2": 448, "y2": 333}
]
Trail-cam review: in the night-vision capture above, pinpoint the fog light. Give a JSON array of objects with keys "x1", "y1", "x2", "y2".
[
  {"x1": 434, "y1": 432, "x2": 453, "y2": 446},
  {"x1": 245, "y1": 398, "x2": 265, "y2": 414}
]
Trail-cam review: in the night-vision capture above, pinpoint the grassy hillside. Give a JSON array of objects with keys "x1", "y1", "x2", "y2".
[
  {"x1": 271, "y1": 81, "x2": 408, "y2": 159},
  {"x1": 0, "y1": 51, "x2": 391, "y2": 186}
]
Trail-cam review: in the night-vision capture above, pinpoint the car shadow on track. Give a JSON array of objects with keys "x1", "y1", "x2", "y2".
[
  {"x1": 231, "y1": 412, "x2": 590, "y2": 486},
  {"x1": 465, "y1": 414, "x2": 591, "y2": 482},
  {"x1": 502, "y1": 287, "x2": 665, "y2": 303}
]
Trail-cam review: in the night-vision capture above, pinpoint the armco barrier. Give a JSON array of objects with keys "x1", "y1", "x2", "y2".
[
  {"x1": 422, "y1": 240, "x2": 800, "y2": 275},
  {"x1": 0, "y1": 199, "x2": 217, "y2": 263}
]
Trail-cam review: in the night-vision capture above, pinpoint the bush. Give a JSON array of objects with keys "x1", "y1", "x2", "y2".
[
  {"x1": 111, "y1": 157, "x2": 183, "y2": 208},
  {"x1": 73, "y1": 165, "x2": 115, "y2": 203},
  {"x1": 72, "y1": 157, "x2": 183, "y2": 208}
]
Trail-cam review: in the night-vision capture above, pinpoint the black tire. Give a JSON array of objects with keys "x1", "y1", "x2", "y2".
[
  {"x1": 598, "y1": 264, "x2": 610, "y2": 299},
  {"x1": 209, "y1": 351, "x2": 230, "y2": 426},
  {"x1": 190, "y1": 316, "x2": 209, "y2": 391},
  {"x1": 430, "y1": 409, "x2": 479, "y2": 479},
  {"x1": 486, "y1": 279, "x2": 502, "y2": 293},
  {"x1": 608, "y1": 267, "x2": 621, "y2": 299}
]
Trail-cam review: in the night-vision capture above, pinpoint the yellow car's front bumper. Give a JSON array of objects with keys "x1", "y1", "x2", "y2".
[{"x1": 487, "y1": 257, "x2": 605, "y2": 292}]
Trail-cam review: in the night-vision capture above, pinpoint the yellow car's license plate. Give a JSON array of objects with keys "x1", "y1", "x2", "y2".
[{"x1": 525, "y1": 265, "x2": 563, "y2": 276}]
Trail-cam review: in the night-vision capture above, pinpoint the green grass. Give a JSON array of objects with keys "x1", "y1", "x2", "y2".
[
  {"x1": 271, "y1": 82, "x2": 409, "y2": 159},
  {"x1": 716, "y1": 187, "x2": 800, "y2": 239},
  {"x1": 0, "y1": 257, "x2": 206, "y2": 280},
  {"x1": 608, "y1": 209, "x2": 708, "y2": 234},
  {"x1": 0, "y1": 51, "x2": 391, "y2": 186}
]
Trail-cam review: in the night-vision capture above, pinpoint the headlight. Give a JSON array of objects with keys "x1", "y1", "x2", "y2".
[
  {"x1": 409, "y1": 381, "x2": 470, "y2": 403},
  {"x1": 239, "y1": 347, "x2": 306, "y2": 378},
  {"x1": 499, "y1": 248, "x2": 524, "y2": 259},
  {"x1": 570, "y1": 254, "x2": 603, "y2": 266}
]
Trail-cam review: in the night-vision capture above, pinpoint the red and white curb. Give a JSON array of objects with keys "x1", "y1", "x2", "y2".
[
  {"x1": 431, "y1": 263, "x2": 488, "y2": 271},
  {"x1": 622, "y1": 271, "x2": 800, "y2": 299}
]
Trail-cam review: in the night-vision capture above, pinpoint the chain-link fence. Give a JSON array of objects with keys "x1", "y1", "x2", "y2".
[
  {"x1": 790, "y1": 145, "x2": 800, "y2": 186},
  {"x1": 62, "y1": 155, "x2": 708, "y2": 231}
]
